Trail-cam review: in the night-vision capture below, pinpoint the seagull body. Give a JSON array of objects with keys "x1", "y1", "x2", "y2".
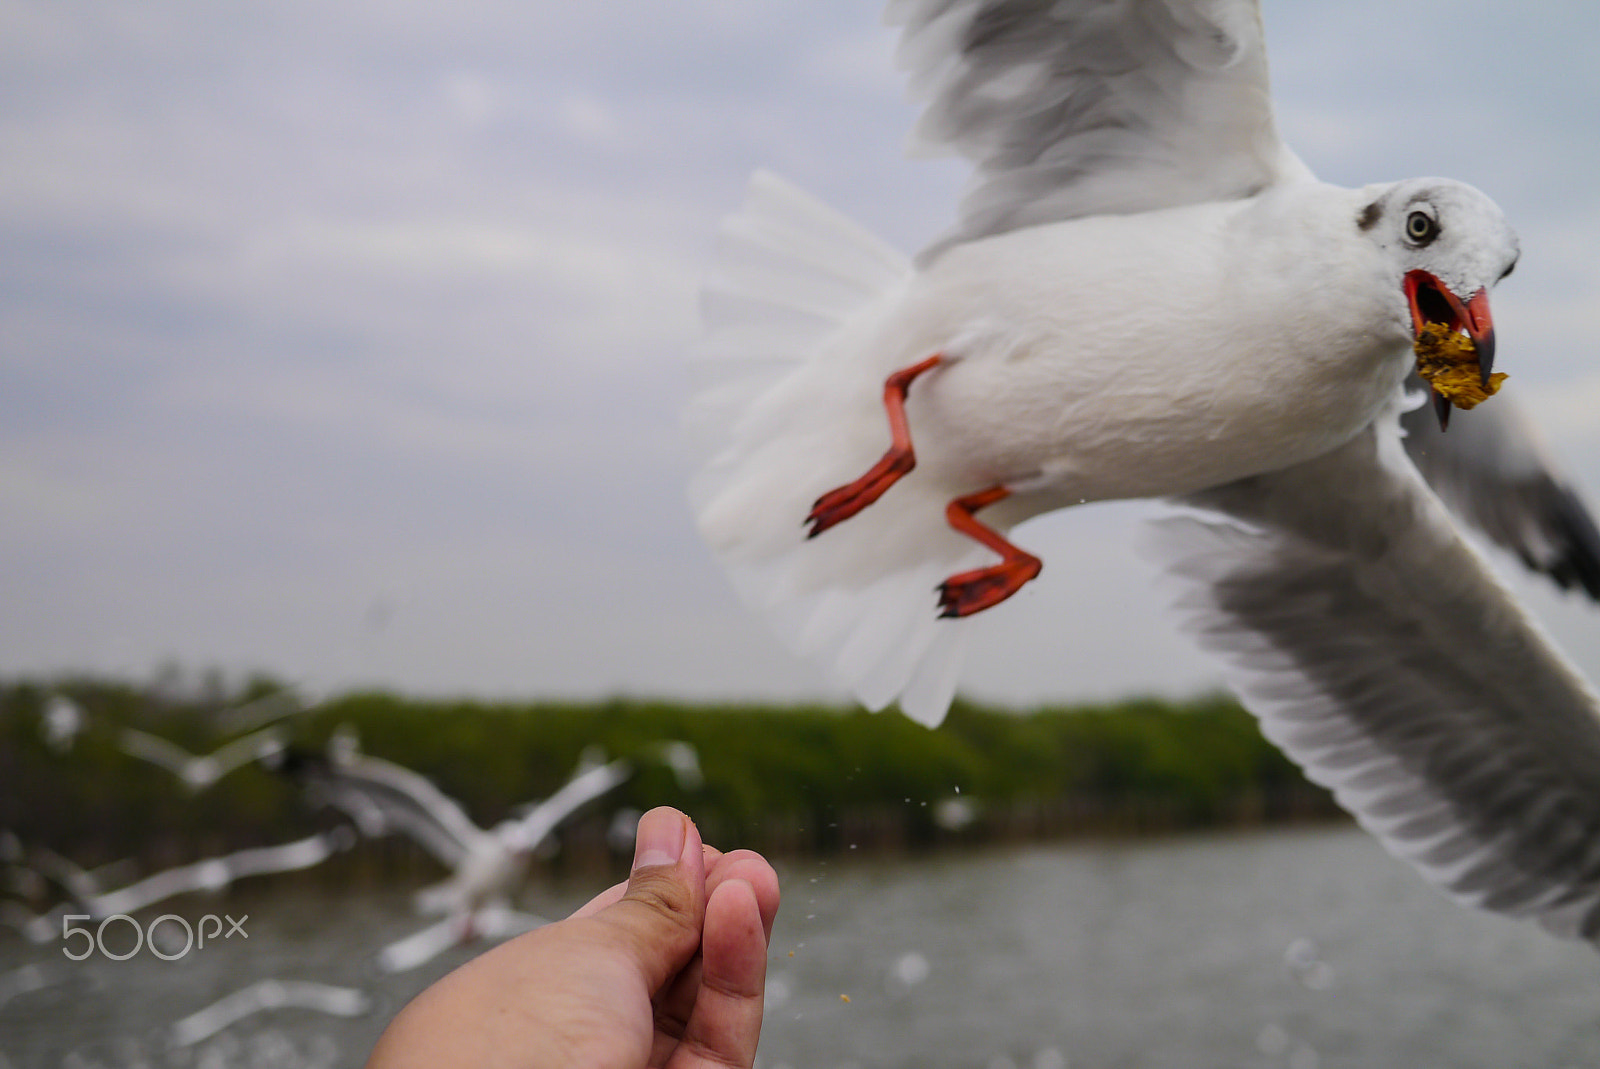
[{"x1": 691, "y1": 0, "x2": 1600, "y2": 939}]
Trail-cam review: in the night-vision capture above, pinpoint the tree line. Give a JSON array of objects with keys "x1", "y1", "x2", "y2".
[{"x1": 1, "y1": 675, "x2": 1341, "y2": 872}]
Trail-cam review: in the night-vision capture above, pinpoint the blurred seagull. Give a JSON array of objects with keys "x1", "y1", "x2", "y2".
[
  {"x1": 277, "y1": 739, "x2": 634, "y2": 968},
  {"x1": 19, "y1": 829, "x2": 354, "y2": 944},
  {"x1": 169, "y1": 979, "x2": 372, "y2": 1046},
  {"x1": 116, "y1": 724, "x2": 287, "y2": 792},
  {"x1": 689, "y1": 0, "x2": 1600, "y2": 940}
]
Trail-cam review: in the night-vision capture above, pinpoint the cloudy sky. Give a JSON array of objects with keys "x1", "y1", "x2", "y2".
[{"x1": 4, "y1": 1, "x2": 1599, "y2": 709}]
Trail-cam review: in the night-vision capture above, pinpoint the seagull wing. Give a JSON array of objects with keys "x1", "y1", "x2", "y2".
[
  {"x1": 1148, "y1": 414, "x2": 1600, "y2": 940},
  {"x1": 502, "y1": 759, "x2": 633, "y2": 853},
  {"x1": 890, "y1": 0, "x2": 1305, "y2": 251},
  {"x1": 85, "y1": 832, "x2": 343, "y2": 916},
  {"x1": 375, "y1": 915, "x2": 468, "y2": 973},
  {"x1": 116, "y1": 728, "x2": 195, "y2": 775},
  {"x1": 1401, "y1": 383, "x2": 1600, "y2": 600},
  {"x1": 297, "y1": 754, "x2": 482, "y2": 868},
  {"x1": 203, "y1": 726, "x2": 287, "y2": 777},
  {"x1": 213, "y1": 831, "x2": 346, "y2": 882}
]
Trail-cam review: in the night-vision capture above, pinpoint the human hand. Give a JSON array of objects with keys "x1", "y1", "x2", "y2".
[{"x1": 365, "y1": 806, "x2": 780, "y2": 1069}]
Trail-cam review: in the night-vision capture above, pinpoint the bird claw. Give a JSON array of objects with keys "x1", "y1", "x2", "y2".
[
  {"x1": 936, "y1": 557, "x2": 1042, "y2": 617},
  {"x1": 805, "y1": 454, "x2": 914, "y2": 538}
]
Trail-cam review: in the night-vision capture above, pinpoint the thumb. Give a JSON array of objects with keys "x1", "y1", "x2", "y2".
[{"x1": 595, "y1": 806, "x2": 708, "y2": 995}]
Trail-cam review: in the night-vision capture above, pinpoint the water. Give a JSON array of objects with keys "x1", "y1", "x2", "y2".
[{"x1": 4, "y1": 824, "x2": 1598, "y2": 1068}]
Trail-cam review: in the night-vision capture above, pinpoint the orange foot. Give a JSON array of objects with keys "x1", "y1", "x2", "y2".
[
  {"x1": 936, "y1": 555, "x2": 1042, "y2": 618},
  {"x1": 805, "y1": 453, "x2": 913, "y2": 538},
  {"x1": 802, "y1": 354, "x2": 942, "y2": 540}
]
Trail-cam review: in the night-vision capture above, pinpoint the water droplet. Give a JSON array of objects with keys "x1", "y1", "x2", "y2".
[
  {"x1": 1257, "y1": 1023, "x2": 1291, "y2": 1057},
  {"x1": 884, "y1": 950, "x2": 931, "y2": 996}
]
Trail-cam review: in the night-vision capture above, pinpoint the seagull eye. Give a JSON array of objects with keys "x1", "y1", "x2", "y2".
[{"x1": 1406, "y1": 210, "x2": 1439, "y2": 245}]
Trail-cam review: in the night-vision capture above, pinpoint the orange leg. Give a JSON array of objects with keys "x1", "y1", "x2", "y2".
[
  {"x1": 936, "y1": 486, "x2": 1043, "y2": 618},
  {"x1": 805, "y1": 354, "x2": 943, "y2": 539}
]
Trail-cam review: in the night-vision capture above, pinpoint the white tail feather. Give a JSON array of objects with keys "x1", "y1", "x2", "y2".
[{"x1": 687, "y1": 172, "x2": 981, "y2": 726}]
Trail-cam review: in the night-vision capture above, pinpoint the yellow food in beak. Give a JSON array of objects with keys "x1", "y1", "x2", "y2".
[{"x1": 1413, "y1": 322, "x2": 1507, "y2": 410}]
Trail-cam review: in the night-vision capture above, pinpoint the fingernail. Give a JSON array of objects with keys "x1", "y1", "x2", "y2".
[{"x1": 632, "y1": 807, "x2": 685, "y2": 871}]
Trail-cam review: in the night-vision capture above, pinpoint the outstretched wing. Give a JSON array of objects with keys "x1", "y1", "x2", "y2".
[
  {"x1": 889, "y1": 0, "x2": 1306, "y2": 252},
  {"x1": 288, "y1": 753, "x2": 484, "y2": 868},
  {"x1": 116, "y1": 728, "x2": 195, "y2": 775},
  {"x1": 501, "y1": 759, "x2": 633, "y2": 853},
  {"x1": 1401, "y1": 383, "x2": 1600, "y2": 600},
  {"x1": 1148, "y1": 415, "x2": 1600, "y2": 940}
]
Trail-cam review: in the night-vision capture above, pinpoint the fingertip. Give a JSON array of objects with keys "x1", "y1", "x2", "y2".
[
  {"x1": 704, "y1": 877, "x2": 767, "y2": 986},
  {"x1": 632, "y1": 806, "x2": 690, "y2": 871},
  {"x1": 708, "y1": 851, "x2": 780, "y2": 940}
]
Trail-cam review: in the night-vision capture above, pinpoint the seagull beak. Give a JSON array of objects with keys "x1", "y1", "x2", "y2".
[
  {"x1": 1403, "y1": 270, "x2": 1497, "y2": 381},
  {"x1": 1404, "y1": 270, "x2": 1498, "y2": 431}
]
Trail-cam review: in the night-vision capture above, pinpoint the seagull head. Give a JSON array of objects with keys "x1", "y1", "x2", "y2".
[{"x1": 1361, "y1": 178, "x2": 1520, "y2": 429}]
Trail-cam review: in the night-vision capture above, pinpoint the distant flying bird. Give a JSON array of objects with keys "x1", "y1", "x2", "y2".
[
  {"x1": 169, "y1": 979, "x2": 372, "y2": 1047},
  {"x1": 18, "y1": 829, "x2": 354, "y2": 944},
  {"x1": 689, "y1": 0, "x2": 1600, "y2": 940},
  {"x1": 116, "y1": 724, "x2": 287, "y2": 792},
  {"x1": 277, "y1": 737, "x2": 636, "y2": 969}
]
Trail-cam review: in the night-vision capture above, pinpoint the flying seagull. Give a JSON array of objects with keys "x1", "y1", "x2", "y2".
[
  {"x1": 18, "y1": 829, "x2": 355, "y2": 944},
  {"x1": 169, "y1": 979, "x2": 373, "y2": 1047},
  {"x1": 688, "y1": 0, "x2": 1600, "y2": 940},
  {"x1": 116, "y1": 724, "x2": 287, "y2": 792},
  {"x1": 276, "y1": 737, "x2": 637, "y2": 968}
]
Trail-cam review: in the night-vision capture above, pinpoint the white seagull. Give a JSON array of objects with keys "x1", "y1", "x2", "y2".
[
  {"x1": 277, "y1": 738, "x2": 635, "y2": 969},
  {"x1": 169, "y1": 979, "x2": 372, "y2": 1047},
  {"x1": 116, "y1": 724, "x2": 287, "y2": 792},
  {"x1": 18, "y1": 828, "x2": 355, "y2": 944},
  {"x1": 688, "y1": 0, "x2": 1600, "y2": 940}
]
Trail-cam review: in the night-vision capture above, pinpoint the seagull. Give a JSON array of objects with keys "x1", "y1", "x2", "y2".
[
  {"x1": 688, "y1": 0, "x2": 1600, "y2": 940},
  {"x1": 168, "y1": 979, "x2": 372, "y2": 1047},
  {"x1": 17, "y1": 829, "x2": 355, "y2": 944},
  {"x1": 276, "y1": 737, "x2": 634, "y2": 968},
  {"x1": 116, "y1": 724, "x2": 287, "y2": 792}
]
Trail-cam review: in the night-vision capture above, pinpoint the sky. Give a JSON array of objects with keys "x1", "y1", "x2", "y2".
[{"x1": 4, "y1": 1, "x2": 1600, "y2": 710}]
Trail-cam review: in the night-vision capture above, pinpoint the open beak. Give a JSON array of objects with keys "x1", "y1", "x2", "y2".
[{"x1": 1403, "y1": 269, "x2": 1497, "y2": 431}]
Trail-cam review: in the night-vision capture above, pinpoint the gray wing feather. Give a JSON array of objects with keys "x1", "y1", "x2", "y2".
[
  {"x1": 502, "y1": 759, "x2": 632, "y2": 853},
  {"x1": 1149, "y1": 418, "x2": 1600, "y2": 940},
  {"x1": 298, "y1": 756, "x2": 482, "y2": 868},
  {"x1": 1402, "y1": 382, "x2": 1600, "y2": 600},
  {"x1": 889, "y1": 0, "x2": 1303, "y2": 254}
]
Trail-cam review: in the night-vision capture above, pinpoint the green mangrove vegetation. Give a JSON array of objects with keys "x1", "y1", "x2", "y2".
[{"x1": 1, "y1": 674, "x2": 1341, "y2": 875}]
